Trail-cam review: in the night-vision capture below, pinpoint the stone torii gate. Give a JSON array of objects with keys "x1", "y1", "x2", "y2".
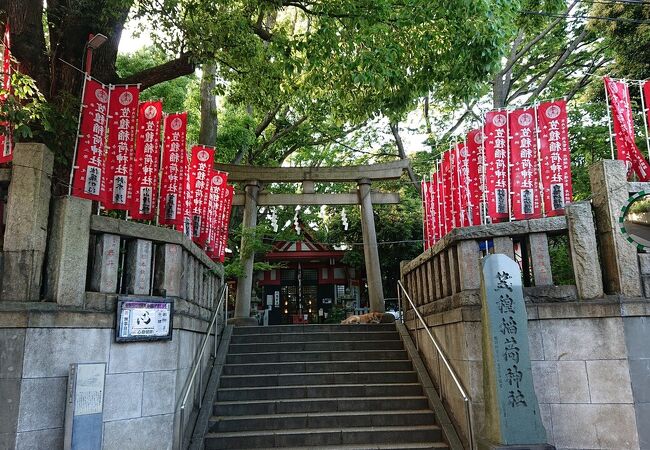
[{"x1": 214, "y1": 160, "x2": 409, "y2": 323}]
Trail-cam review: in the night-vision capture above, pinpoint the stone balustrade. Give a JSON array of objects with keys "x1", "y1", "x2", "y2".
[{"x1": 400, "y1": 205, "x2": 603, "y2": 311}]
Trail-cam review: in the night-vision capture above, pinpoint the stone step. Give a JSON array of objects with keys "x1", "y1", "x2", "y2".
[
  {"x1": 214, "y1": 396, "x2": 431, "y2": 416},
  {"x1": 228, "y1": 339, "x2": 404, "y2": 354},
  {"x1": 222, "y1": 360, "x2": 413, "y2": 376},
  {"x1": 204, "y1": 425, "x2": 443, "y2": 449},
  {"x1": 226, "y1": 349, "x2": 408, "y2": 364},
  {"x1": 232, "y1": 324, "x2": 397, "y2": 335},
  {"x1": 219, "y1": 370, "x2": 418, "y2": 388},
  {"x1": 210, "y1": 409, "x2": 436, "y2": 433},
  {"x1": 253, "y1": 444, "x2": 448, "y2": 450},
  {"x1": 216, "y1": 383, "x2": 423, "y2": 401},
  {"x1": 230, "y1": 331, "x2": 399, "y2": 344}
]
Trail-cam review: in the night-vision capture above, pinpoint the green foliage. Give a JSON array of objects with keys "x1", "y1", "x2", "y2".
[{"x1": 324, "y1": 306, "x2": 346, "y2": 324}]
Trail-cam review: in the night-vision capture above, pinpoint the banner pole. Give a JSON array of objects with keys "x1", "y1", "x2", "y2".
[
  {"x1": 68, "y1": 74, "x2": 90, "y2": 196},
  {"x1": 533, "y1": 102, "x2": 546, "y2": 218},
  {"x1": 481, "y1": 115, "x2": 488, "y2": 226},
  {"x1": 640, "y1": 80, "x2": 650, "y2": 161},
  {"x1": 421, "y1": 176, "x2": 426, "y2": 251},
  {"x1": 604, "y1": 80, "x2": 616, "y2": 160}
]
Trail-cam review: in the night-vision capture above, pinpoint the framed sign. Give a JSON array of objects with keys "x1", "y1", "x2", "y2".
[{"x1": 115, "y1": 297, "x2": 173, "y2": 342}]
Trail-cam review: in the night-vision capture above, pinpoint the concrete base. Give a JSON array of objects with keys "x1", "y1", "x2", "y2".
[{"x1": 227, "y1": 317, "x2": 258, "y2": 326}]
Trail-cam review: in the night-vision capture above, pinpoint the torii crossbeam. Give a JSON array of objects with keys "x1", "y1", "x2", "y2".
[{"x1": 215, "y1": 160, "x2": 409, "y2": 324}]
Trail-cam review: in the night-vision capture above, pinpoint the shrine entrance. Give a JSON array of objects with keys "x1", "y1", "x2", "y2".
[{"x1": 214, "y1": 160, "x2": 409, "y2": 324}]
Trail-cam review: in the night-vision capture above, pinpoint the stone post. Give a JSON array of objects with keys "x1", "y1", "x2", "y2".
[
  {"x1": 234, "y1": 181, "x2": 259, "y2": 323},
  {"x1": 493, "y1": 236, "x2": 515, "y2": 260},
  {"x1": 124, "y1": 239, "x2": 153, "y2": 295},
  {"x1": 589, "y1": 160, "x2": 642, "y2": 296},
  {"x1": 153, "y1": 243, "x2": 182, "y2": 297},
  {"x1": 528, "y1": 233, "x2": 553, "y2": 286},
  {"x1": 457, "y1": 240, "x2": 481, "y2": 291},
  {"x1": 1, "y1": 143, "x2": 54, "y2": 301},
  {"x1": 565, "y1": 201, "x2": 604, "y2": 299},
  {"x1": 358, "y1": 178, "x2": 385, "y2": 312},
  {"x1": 46, "y1": 196, "x2": 92, "y2": 306},
  {"x1": 89, "y1": 234, "x2": 120, "y2": 293}
]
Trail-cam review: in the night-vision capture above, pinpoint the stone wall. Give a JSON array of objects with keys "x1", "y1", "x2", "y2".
[
  {"x1": 0, "y1": 144, "x2": 226, "y2": 450},
  {"x1": 406, "y1": 299, "x2": 647, "y2": 450},
  {"x1": 0, "y1": 300, "x2": 223, "y2": 450}
]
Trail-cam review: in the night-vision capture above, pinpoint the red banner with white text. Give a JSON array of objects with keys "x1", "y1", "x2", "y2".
[
  {"x1": 537, "y1": 100, "x2": 573, "y2": 216},
  {"x1": 71, "y1": 77, "x2": 109, "y2": 202},
  {"x1": 188, "y1": 145, "x2": 215, "y2": 245},
  {"x1": 509, "y1": 107, "x2": 541, "y2": 220},
  {"x1": 428, "y1": 176, "x2": 439, "y2": 244},
  {"x1": 206, "y1": 170, "x2": 229, "y2": 254},
  {"x1": 158, "y1": 112, "x2": 188, "y2": 226},
  {"x1": 104, "y1": 85, "x2": 139, "y2": 209},
  {"x1": 442, "y1": 151, "x2": 453, "y2": 235},
  {"x1": 214, "y1": 185, "x2": 234, "y2": 262},
  {"x1": 454, "y1": 143, "x2": 469, "y2": 227},
  {"x1": 435, "y1": 166, "x2": 444, "y2": 239},
  {"x1": 130, "y1": 101, "x2": 163, "y2": 219},
  {"x1": 465, "y1": 129, "x2": 483, "y2": 225},
  {"x1": 483, "y1": 111, "x2": 510, "y2": 222},
  {"x1": 604, "y1": 77, "x2": 650, "y2": 181},
  {"x1": 0, "y1": 23, "x2": 12, "y2": 163},
  {"x1": 421, "y1": 179, "x2": 433, "y2": 250}
]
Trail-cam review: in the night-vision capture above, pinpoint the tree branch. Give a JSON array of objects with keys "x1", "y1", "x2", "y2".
[
  {"x1": 389, "y1": 121, "x2": 420, "y2": 197},
  {"x1": 120, "y1": 52, "x2": 194, "y2": 90},
  {"x1": 528, "y1": 28, "x2": 588, "y2": 102},
  {"x1": 256, "y1": 115, "x2": 308, "y2": 156},
  {"x1": 255, "y1": 105, "x2": 282, "y2": 137},
  {"x1": 500, "y1": 0, "x2": 580, "y2": 76}
]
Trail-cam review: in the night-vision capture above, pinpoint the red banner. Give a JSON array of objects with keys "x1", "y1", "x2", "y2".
[
  {"x1": 435, "y1": 165, "x2": 444, "y2": 239},
  {"x1": 206, "y1": 170, "x2": 229, "y2": 254},
  {"x1": 483, "y1": 110, "x2": 509, "y2": 222},
  {"x1": 509, "y1": 107, "x2": 541, "y2": 220},
  {"x1": 130, "y1": 101, "x2": 163, "y2": 219},
  {"x1": 454, "y1": 142, "x2": 469, "y2": 227},
  {"x1": 104, "y1": 85, "x2": 139, "y2": 209},
  {"x1": 537, "y1": 100, "x2": 573, "y2": 216},
  {"x1": 422, "y1": 179, "x2": 432, "y2": 250},
  {"x1": 428, "y1": 176, "x2": 439, "y2": 244},
  {"x1": 0, "y1": 23, "x2": 12, "y2": 164},
  {"x1": 604, "y1": 77, "x2": 650, "y2": 181},
  {"x1": 71, "y1": 77, "x2": 109, "y2": 201},
  {"x1": 214, "y1": 185, "x2": 234, "y2": 262},
  {"x1": 180, "y1": 154, "x2": 193, "y2": 237},
  {"x1": 465, "y1": 129, "x2": 483, "y2": 225},
  {"x1": 641, "y1": 80, "x2": 650, "y2": 137},
  {"x1": 158, "y1": 112, "x2": 188, "y2": 226},
  {"x1": 188, "y1": 145, "x2": 215, "y2": 245},
  {"x1": 441, "y1": 151, "x2": 453, "y2": 235}
]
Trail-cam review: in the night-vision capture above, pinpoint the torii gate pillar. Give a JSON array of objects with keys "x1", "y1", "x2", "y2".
[
  {"x1": 358, "y1": 178, "x2": 385, "y2": 312},
  {"x1": 234, "y1": 180, "x2": 260, "y2": 324}
]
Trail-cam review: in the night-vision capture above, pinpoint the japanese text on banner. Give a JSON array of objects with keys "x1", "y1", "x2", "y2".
[
  {"x1": 104, "y1": 85, "x2": 139, "y2": 210},
  {"x1": 130, "y1": 101, "x2": 163, "y2": 219},
  {"x1": 159, "y1": 112, "x2": 188, "y2": 226},
  {"x1": 71, "y1": 77, "x2": 110, "y2": 202},
  {"x1": 537, "y1": 100, "x2": 573, "y2": 216}
]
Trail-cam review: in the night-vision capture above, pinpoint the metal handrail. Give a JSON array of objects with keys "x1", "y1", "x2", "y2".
[
  {"x1": 178, "y1": 283, "x2": 228, "y2": 449},
  {"x1": 397, "y1": 280, "x2": 474, "y2": 450}
]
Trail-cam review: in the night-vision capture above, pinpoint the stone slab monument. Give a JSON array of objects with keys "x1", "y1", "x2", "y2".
[{"x1": 479, "y1": 254, "x2": 554, "y2": 450}]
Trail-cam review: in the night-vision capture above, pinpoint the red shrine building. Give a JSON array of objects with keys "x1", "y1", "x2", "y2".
[{"x1": 255, "y1": 230, "x2": 364, "y2": 325}]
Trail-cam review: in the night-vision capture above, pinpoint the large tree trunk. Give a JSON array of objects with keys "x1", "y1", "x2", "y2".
[{"x1": 199, "y1": 63, "x2": 218, "y2": 146}]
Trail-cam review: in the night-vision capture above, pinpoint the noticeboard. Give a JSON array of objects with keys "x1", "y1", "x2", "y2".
[{"x1": 115, "y1": 297, "x2": 174, "y2": 342}]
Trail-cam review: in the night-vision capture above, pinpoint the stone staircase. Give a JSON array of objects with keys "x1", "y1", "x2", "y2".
[{"x1": 204, "y1": 323, "x2": 451, "y2": 449}]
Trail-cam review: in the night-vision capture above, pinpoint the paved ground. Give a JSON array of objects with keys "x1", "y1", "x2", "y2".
[{"x1": 624, "y1": 221, "x2": 650, "y2": 247}]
